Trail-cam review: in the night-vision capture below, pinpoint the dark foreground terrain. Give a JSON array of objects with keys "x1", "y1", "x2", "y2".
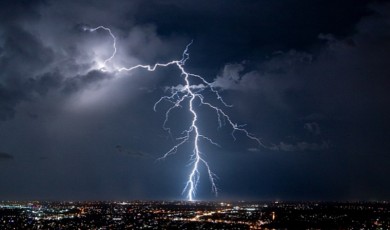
[{"x1": 1, "y1": 200, "x2": 389, "y2": 229}]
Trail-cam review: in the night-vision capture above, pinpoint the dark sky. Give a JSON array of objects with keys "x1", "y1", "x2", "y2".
[{"x1": 0, "y1": 0, "x2": 389, "y2": 201}]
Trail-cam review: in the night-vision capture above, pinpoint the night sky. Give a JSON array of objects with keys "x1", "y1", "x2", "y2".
[{"x1": 1, "y1": 0, "x2": 390, "y2": 201}]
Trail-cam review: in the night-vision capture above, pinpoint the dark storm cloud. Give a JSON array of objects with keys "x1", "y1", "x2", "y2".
[
  {"x1": 213, "y1": 2, "x2": 390, "y2": 144},
  {"x1": 131, "y1": 0, "x2": 384, "y2": 71},
  {"x1": 209, "y1": 2, "x2": 390, "y2": 200},
  {"x1": 0, "y1": 21, "x2": 55, "y2": 120},
  {"x1": 27, "y1": 71, "x2": 63, "y2": 97},
  {"x1": 0, "y1": 0, "x2": 389, "y2": 201},
  {"x1": 61, "y1": 71, "x2": 110, "y2": 95},
  {"x1": 0, "y1": 0, "x2": 45, "y2": 24}
]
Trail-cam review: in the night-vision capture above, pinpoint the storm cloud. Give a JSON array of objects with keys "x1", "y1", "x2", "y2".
[{"x1": 0, "y1": 0, "x2": 389, "y2": 201}]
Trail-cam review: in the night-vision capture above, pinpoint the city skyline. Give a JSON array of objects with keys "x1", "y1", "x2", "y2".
[{"x1": 0, "y1": 0, "x2": 390, "y2": 201}]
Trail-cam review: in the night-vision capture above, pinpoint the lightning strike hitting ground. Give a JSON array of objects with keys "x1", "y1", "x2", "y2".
[{"x1": 84, "y1": 25, "x2": 266, "y2": 201}]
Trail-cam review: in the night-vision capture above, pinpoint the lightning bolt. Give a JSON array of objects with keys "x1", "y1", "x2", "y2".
[
  {"x1": 83, "y1": 25, "x2": 266, "y2": 201},
  {"x1": 82, "y1": 25, "x2": 117, "y2": 71}
]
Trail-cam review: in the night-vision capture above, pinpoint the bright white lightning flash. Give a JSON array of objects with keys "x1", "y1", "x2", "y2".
[{"x1": 84, "y1": 25, "x2": 266, "y2": 201}]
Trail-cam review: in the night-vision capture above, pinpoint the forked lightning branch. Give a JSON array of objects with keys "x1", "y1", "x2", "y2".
[{"x1": 83, "y1": 25, "x2": 264, "y2": 201}]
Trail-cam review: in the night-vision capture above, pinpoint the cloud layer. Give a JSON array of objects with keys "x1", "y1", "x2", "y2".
[{"x1": 0, "y1": 0, "x2": 389, "y2": 201}]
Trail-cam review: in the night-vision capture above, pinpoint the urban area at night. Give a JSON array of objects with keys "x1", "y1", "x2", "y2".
[{"x1": 1, "y1": 201, "x2": 389, "y2": 229}]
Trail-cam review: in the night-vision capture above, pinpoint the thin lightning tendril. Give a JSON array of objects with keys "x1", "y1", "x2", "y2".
[
  {"x1": 82, "y1": 26, "x2": 117, "y2": 71},
  {"x1": 84, "y1": 25, "x2": 266, "y2": 201}
]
